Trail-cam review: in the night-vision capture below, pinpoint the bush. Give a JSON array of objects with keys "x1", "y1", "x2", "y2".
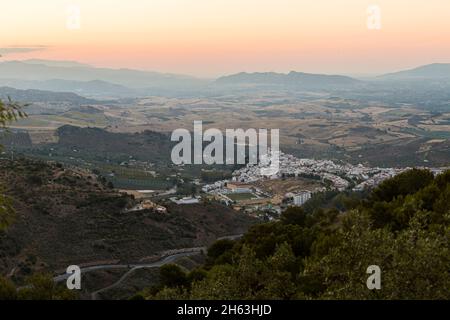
[
  {"x1": 0, "y1": 276, "x2": 17, "y2": 300},
  {"x1": 159, "y1": 264, "x2": 188, "y2": 288}
]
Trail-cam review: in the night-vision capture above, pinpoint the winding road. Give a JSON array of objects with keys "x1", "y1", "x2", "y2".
[
  {"x1": 53, "y1": 234, "x2": 243, "y2": 299},
  {"x1": 90, "y1": 250, "x2": 203, "y2": 300}
]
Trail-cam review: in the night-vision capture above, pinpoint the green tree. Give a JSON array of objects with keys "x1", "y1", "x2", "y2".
[
  {"x1": 280, "y1": 206, "x2": 308, "y2": 226},
  {"x1": 159, "y1": 264, "x2": 188, "y2": 288},
  {"x1": 0, "y1": 97, "x2": 27, "y2": 130},
  {"x1": 206, "y1": 239, "x2": 235, "y2": 265},
  {"x1": 304, "y1": 211, "x2": 395, "y2": 299},
  {"x1": 268, "y1": 242, "x2": 297, "y2": 275},
  {"x1": 383, "y1": 212, "x2": 450, "y2": 299},
  {"x1": 262, "y1": 243, "x2": 298, "y2": 299},
  {"x1": 189, "y1": 264, "x2": 238, "y2": 299},
  {"x1": 17, "y1": 273, "x2": 77, "y2": 300},
  {"x1": 304, "y1": 210, "x2": 450, "y2": 299},
  {"x1": 370, "y1": 169, "x2": 434, "y2": 203},
  {"x1": 190, "y1": 246, "x2": 266, "y2": 299}
]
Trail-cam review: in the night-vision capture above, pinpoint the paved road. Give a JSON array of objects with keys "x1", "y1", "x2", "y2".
[
  {"x1": 90, "y1": 250, "x2": 202, "y2": 300},
  {"x1": 53, "y1": 250, "x2": 203, "y2": 283},
  {"x1": 54, "y1": 234, "x2": 243, "y2": 299}
]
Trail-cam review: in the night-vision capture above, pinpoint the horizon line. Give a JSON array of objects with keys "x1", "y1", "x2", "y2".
[{"x1": 0, "y1": 58, "x2": 449, "y2": 80}]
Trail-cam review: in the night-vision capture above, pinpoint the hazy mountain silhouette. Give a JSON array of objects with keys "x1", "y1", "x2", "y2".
[
  {"x1": 380, "y1": 63, "x2": 450, "y2": 79},
  {"x1": 0, "y1": 78, "x2": 138, "y2": 98},
  {"x1": 22, "y1": 59, "x2": 92, "y2": 68},
  {"x1": 215, "y1": 71, "x2": 360, "y2": 89},
  {"x1": 0, "y1": 60, "x2": 205, "y2": 89},
  {"x1": 0, "y1": 86, "x2": 98, "y2": 104}
]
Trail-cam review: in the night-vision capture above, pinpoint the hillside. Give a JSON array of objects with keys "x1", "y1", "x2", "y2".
[
  {"x1": 0, "y1": 86, "x2": 98, "y2": 105},
  {"x1": 53, "y1": 125, "x2": 173, "y2": 164},
  {"x1": 2, "y1": 125, "x2": 175, "y2": 165},
  {"x1": 0, "y1": 158, "x2": 255, "y2": 283},
  {"x1": 0, "y1": 79, "x2": 138, "y2": 99}
]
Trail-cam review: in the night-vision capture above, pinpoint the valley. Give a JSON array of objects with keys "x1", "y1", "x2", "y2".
[{"x1": 0, "y1": 59, "x2": 449, "y2": 300}]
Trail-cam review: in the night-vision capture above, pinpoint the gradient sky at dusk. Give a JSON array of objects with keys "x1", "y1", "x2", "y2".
[{"x1": 2, "y1": 0, "x2": 450, "y2": 77}]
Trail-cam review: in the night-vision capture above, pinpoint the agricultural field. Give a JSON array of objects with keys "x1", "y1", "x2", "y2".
[{"x1": 5, "y1": 91, "x2": 450, "y2": 171}]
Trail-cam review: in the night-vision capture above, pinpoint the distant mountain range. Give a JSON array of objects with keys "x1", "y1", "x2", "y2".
[
  {"x1": 21, "y1": 59, "x2": 92, "y2": 68},
  {"x1": 1, "y1": 60, "x2": 449, "y2": 98},
  {"x1": 380, "y1": 63, "x2": 450, "y2": 80},
  {"x1": 215, "y1": 71, "x2": 361, "y2": 89},
  {"x1": 0, "y1": 60, "x2": 198, "y2": 86},
  {"x1": 0, "y1": 78, "x2": 138, "y2": 98},
  {"x1": 0, "y1": 86, "x2": 97, "y2": 104}
]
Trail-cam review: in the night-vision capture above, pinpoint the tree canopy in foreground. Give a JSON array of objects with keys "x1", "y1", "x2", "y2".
[{"x1": 141, "y1": 169, "x2": 450, "y2": 300}]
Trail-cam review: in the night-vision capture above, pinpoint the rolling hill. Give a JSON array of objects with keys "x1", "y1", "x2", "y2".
[
  {"x1": 0, "y1": 86, "x2": 98, "y2": 104},
  {"x1": 0, "y1": 79, "x2": 138, "y2": 99},
  {"x1": 380, "y1": 63, "x2": 450, "y2": 79}
]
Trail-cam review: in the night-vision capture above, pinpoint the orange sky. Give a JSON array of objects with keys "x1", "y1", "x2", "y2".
[{"x1": 1, "y1": 0, "x2": 450, "y2": 77}]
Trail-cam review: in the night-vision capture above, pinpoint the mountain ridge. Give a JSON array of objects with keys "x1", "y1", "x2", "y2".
[
  {"x1": 215, "y1": 71, "x2": 361, "y2": 89},
  {"x1": 380, "y1": 63, "x2": 450, "y2": 79},
  {"x1": 0, "y1": 86, "x2": 98, "y2": 104},
  {"x1": 0, "y1": 60, "x2": 204, "y2": 89}
]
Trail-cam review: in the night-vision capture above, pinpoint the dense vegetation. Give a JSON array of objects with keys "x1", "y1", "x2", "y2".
[
  {"x1": 0, "y1": 99, "x2": 74, "y2": 300},
  {"x1": 140, "y1": 169, "x2": 450, "y2": 300},
  {"x1": 0, "y1": 97, "x2": 26, "y2": 231},
  {"x1": 0, "y1": 273, "x2": 76, "y2": 300}
]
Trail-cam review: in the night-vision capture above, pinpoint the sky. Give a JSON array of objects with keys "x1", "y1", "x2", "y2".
[{"x1": 1, "y1": 0, "x2": 450, "y2": 77}]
